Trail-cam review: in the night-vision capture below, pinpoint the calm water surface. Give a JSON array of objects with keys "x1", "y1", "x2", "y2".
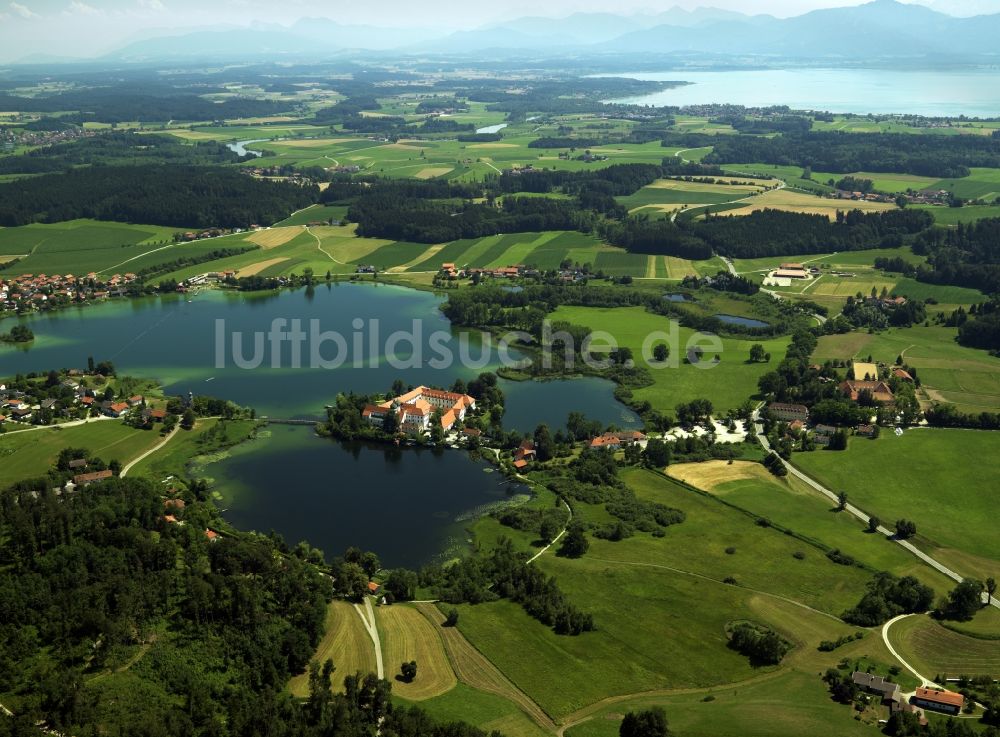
[
  {"x1": 0, "y1": 283, "x2": 636, "y2": 429},
  {"x1": 609, "y1": 69, "x2": 1000, "y2": 117},
  {"x1": 210, "y1": 424, "x2": 525, "y2": 567}
]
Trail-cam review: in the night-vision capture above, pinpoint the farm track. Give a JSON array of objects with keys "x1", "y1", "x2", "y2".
[{"x1": 413, "y1": 602, "x2": 557, "y2": 732}]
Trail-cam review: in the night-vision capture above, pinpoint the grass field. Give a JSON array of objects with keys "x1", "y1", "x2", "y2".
[
  {"x1": 456, "y1": 468, "x2": 870, "y2": 719},
  {"x1": 376, "y1": 604, "x2": 456, "y2": 700},
  {"x1": 0, "y1": 420, "x2": 165, "y2": 487},
  {"x1": 288, "y1": 601, "x2": 376, "y2": 697},
  {"x1": 0, "y1": 220, "x2": 187, "y2": 276},
  {"x1": 548, "y1": 305, "x2": 790, "y2": 413},
  {"x1": 813, "y1": 325, "x2": 1000, "y2": 414},
  {"x1": 794, "y1": 429, "x2": 1000, "y2": 579},
  {"x1": 929, "y1": 167, "x2": 1000, "y2": 201},
  {"x1": 718, "y1": 189, "x2": 893, "y2": 220},
  {"x1": 128, "y1": 418, "x2": 260, "y2": 482},
  {"x1": 617, "y1": 179, "x2": 767, "y2": 215},
  {"x1": 887, "y1": 614, "x2": 1000, "y2": 679},
  {"x1": 415, "y1": 684, "x2": 551, "y2": 737},
  {"x1": 666, "y1": 461, "x2": 954, "y2": 595}
]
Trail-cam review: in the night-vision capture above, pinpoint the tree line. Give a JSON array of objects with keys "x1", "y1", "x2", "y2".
[{"x1": 0, "y1": 165, "x2": 318, "y2": 228}]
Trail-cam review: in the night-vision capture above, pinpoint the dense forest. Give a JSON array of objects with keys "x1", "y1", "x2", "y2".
[
  {"x1": 0, "y1": 89, "x2": 290, "y2": 124},
  {"x1": 0, "y1": 165, "x2": 318, "y2": 228},
  {"x1": 910, "y1": 218, "x2": 1000, "y2": 293},
  {"x1": 691, "y1": 208, "x2": 934, "y2": 258},
  {"x1": 0, "y1": 131, "x2": 247, "y2": 175},
  {"x1": 700, "y1": 130, "x2": 1000, "y2": 178},
  {"x1": 0, "y1": 476, "x2": 503, "y2": 737}
]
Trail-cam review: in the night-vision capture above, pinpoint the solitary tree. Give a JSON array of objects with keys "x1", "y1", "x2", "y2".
[
  {"x1": 558, "y1": 523, "x2": 589, "y2": 559},
  {"x1": 837, "y1": 491, "x2": 848, "y2": 511},
  {"x1": 620, "y1": 707, "x2": 670, "y2": 737},
  {"x1": 400, "y1": 661, "x2": 417, "y2": 683},
  {"x1": 652, "y1": 343, "x2": 669, "y2": 362},
  {"x1": 895, "y1": 519, "x2": 917, "y2": 540},
  {"x1": 444, "y1": 608, "x2": 459, "y2": 627},
  {"x1": 867, "y1": 516, "x2": 881, "y2": 533},
  {"x1": 986, "y1": 577, "x2": 997, "y2": 606},
  {"x1": 539, "y1": 518, "x2": 560, "y2": 545},
  {"x1": 749, "y1": 344, "x2": 766, "y2": 363}
]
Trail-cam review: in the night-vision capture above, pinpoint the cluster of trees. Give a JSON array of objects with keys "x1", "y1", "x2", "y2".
[
  {"x1": 835, "y1": 176, "x2": 875, "y2": 193},
  {"x1": 713, "y1": 114, "x2": 813, "y2": 135},
  {"x1": 702, "y1": 130, "x2": 1000, "y2": 178},
  {"x1": 691, "y1": 208, "x2": 933, "y2": 259},
  {"x1": 727, "y1": 622, "x2": 791, "y2": 665},
  {"x1": 350, "y1": 193, "x2": 589, "y2": 243},
  {"x1": 842, "y1": 292, "x2": 927, "y2": 329},
  {"x1": 938, "y1": 578, "x2": 992, "y2": 622},
  {"x1": 0, "y1": 88, "x2": 290, "y2": 124},
  {"x1": 430, "y1": 538, "x2": 595, "y2": 635},
  {"x1": 495, "y1": 505, "x2": 571, "y2": 545},
  {"x1": 924, "y1": 402, "x2": 1000, "y2": 430},
  {"x1": 0, "y1": 165, "x2": 318, "y2": 228},
  {"x1": 0, "y1": 324, "x2": 33, "y2": 343},
  {"x1": 841, "y1": 572, "x2": 935, "y2": 626},
  {"x1": 0, "y1": 131, "x2": 249, "y2": 175},
  {"x1": 911, "y1": 218, "x2": 1000, "y2": 295},
  {"x1": 0, "y1": 476, "x2": 352, "y2": 735}
]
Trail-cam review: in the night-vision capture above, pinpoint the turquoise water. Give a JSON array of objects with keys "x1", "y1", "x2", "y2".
[
  {"x1": 0, "y1": 283, "x2": 636, "y2": 431},
  {"x1": 609, "y1": 69, "x2": 1000, "y2": 117}
]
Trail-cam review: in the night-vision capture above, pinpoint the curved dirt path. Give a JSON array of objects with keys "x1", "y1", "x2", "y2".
[
  {"x1": 354, "y1": 597, "x2": 384, "y2": 679},
  {"x1": 120, "y1": 425, "x2": 179, "y2": 477}
]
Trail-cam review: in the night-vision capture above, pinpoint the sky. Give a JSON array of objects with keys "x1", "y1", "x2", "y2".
[{"x1": 2, "y1": 0, "x2": 1000, "y2": 62}]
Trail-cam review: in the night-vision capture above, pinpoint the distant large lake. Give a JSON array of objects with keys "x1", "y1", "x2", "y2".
[{"x1": 607, "y1": 69, "x2": 1000, "y2": 117}]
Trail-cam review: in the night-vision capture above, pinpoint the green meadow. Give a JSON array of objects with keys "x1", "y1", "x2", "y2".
[
  {"x1": 0, "y1": 220, "x2": 185, "y2": 275},
  {"x1": 0, "y1": 421, "x2": 165, "y2": 487},
  {"x1": 794, "y1": 429, "x2": 1000, "y2": 579},
  {"x1": 548, "y1": 305, "x2": 790, "y2": 413},
  {"x1": 456, "y1": 469, "x2": 872, "y2": 720}
]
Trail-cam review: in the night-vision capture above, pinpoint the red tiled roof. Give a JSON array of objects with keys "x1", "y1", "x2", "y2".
[{"x1": 914, "y1": 688, "x2": 964, "y2": 708}]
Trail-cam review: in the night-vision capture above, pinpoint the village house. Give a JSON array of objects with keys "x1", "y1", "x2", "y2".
[
  {"x1": 852, "y1": 672, "x2": 901, "y2": 705},
  {"x1": 911, "y1": 687, "x2": 964, "y2": 715},
  {"x1": 205, "y1": 529, "x2": 220, "y2": 542},
  {"x1": 768, "y1": 402, "x2": 809, "y2": 423},
  {"x1": 589, "y1": 430, "x2": 648, "y2": 451},
  {"x1": 362, "y1": 386, "x2": 476, "y2": 435},
  {"x1": 893, "y1": 368, "x2": 914, "y2": 383},
  {"x1": 104, "y1": 402, "x2": 130, "y2": 418},
  {"x1": 840, "y1": 379, "x2": 895, "y2": 404},
  {"x1": 73, "y1": 469, "x2": 113, "y2": 486}
]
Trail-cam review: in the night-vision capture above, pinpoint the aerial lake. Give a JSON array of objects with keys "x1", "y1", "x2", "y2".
[
  {"x1": 0, "y1": 283, "x2": 638, "y2": 430},
  {"x1": 606, "y1": 68, "x2": 1000, "y2": 117},
  {"x1": 208, "y1": 424, "x2": 526, "y2": 567}
]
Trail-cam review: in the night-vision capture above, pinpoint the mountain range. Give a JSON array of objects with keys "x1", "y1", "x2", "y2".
[{"x1": 100, "y1": 1, "x2": 1000, "y2": 64}]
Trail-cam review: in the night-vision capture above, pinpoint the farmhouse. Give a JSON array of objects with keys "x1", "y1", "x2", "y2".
[
  {"x1": 362, "y1": 386, "x2": 476, "y2": 434},
  {"x1": 893, "y1": 368, "x2": 914, "y2": 382},
  {"x1": 768, "y1": 402, "x2": 809, "y2": 423},
  {"x1": 774, "y1": 267, "x2": 809, "y2": 280},
  {"x1": 840, "y1": 379, "x2": 895, "y2": 404},
  {"x1": 911, "y1": 687, "x2": 964, "y2": 715},
  {"x1": 852, "y1": 672, "x2": 901, "y2": 704},
  {"x1": 589, "y1": 431, "x2": 648, "y2": 450},
  {"x1": 73, "y1": 469, "x2": 113, "y2": 486}
]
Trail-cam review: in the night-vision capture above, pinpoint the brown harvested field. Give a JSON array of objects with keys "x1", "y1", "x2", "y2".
[
  {"x1": 288, "y1": 601, "x2": 376, "y2": 696},
  {"x1": 376, "y1": 605, "x2": 457, "y2": 700},
  {"x1": 414, "y1": 603, "x2": 556, "y2": 731},
  {"x1": 415, "y1": 167, "x2": 453, "y2": 179},
  {"x1": 721, "y1": 190, "x2": 893, "y2": 220},
  {"x1": 630, "y1": 203, "x2": 693, "y2": 215},
  {"x1": 237, "y1": 257, "x2": 289, "y2": 277},
  {"x1": 663, "y1": 256, "x2": 700, "y2": 279},
  {"x1": 247, "y1": 227, "x2": 302, "y2": 248},
  {"x1": 645, "y1": 179, "x2": 764, "y2": 194},
  {"x1": 666, "y1": 460, "x2": 774, "y2": 491}
]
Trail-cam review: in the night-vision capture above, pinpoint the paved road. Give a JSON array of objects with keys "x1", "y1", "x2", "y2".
[
  {"x1": 120, "y1": 425, "x2": 179, "y2": 477},
  {"x1": 355, "y1": 597, "x2": 384, "y2": 679},
  {"x1": 752, "y1": 408, "x2": 998, "y2": 609}
]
